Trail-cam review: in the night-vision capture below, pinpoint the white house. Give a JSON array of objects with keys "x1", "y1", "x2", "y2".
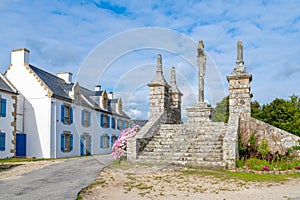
[
  {"x1": 0, "y1": 73, "x2": 17, "y2": 159},
  {"x1": 5, "y1": 48, "x2": 131, "y2": 158}
]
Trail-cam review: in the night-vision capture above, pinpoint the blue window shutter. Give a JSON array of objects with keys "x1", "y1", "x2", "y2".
[
  {"x1": 70, "y1": 107, "x2": 73, "y2": 124},
  {"x1": 80, "y1": 135, "x2": 84, "y2": 156},
  {"x1": 1, "y1": 98, "x2": 6, "y2": 117},
  {"x1": 88, "y1": 135, "x2": 92, "y2": 154},
  {"x1": 112, "y1": 117, "x2": 115, "y2": 128},
  {"x1": 88, "y1": 112, "x2": 91, "y2": 127},
  {"x1": 122, "y1": 120, "x2": 125, "y2": 130},
  {"x1": 117, "y1": 119, "x2": 119, "y2": 130},
  {"x1": 81, "y1": 110, "x2": 85, "y2": 126},
  {"x1": 61, "y1": 105, "x2": 65, "y2": 123},
  {"x1": 61, "y1": 134, "x2": 65, "y2": 151},
  {"x1": 100, "y1": 136, "x2": 104, "y2": 148},
  {"x1": 0, "y1": 132, "x2": 5, "y2": 151},
  {"x1": 107, "y1": 116, "x2": 110, "y2": 128},
  {"x1": 70, "y1": 134, "x2": 73, "y2": 151},
  {"x1": 100, "y1": 114, "x2": 104, "y2": 127}
]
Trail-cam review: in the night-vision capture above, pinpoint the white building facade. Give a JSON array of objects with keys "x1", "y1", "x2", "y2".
[
  {"x1": 5, "y1": 48, "x2": 131, "y2": 158},
  {"x1": 0, "y1": 73, "x2": 17, "y2": 159}
]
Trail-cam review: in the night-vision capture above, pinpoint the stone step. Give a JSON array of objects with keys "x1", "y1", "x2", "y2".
[{"x1": 139, "y1": 151, "x2": 223, "y2": 158}]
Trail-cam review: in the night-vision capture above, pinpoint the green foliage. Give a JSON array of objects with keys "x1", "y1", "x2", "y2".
[
  {"x1": 253, "y1": 94, "x2": 300, "y2": 136},
  {"x1": 258, "y1": 138, "x2": 271, "y2": 158},
  {"x1": 213, "y1": 96, "x2": 229, "y2": 123},
  {"x1": 214, "y1": 94, "x2": 300, "y2": 136}
]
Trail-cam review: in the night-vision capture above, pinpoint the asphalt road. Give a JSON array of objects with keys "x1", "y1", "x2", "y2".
[{"x1": 0, "y1": 154, "x2": 113, "y2": 200}]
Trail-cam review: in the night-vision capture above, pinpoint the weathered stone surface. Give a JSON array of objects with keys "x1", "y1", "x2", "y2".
[{"x1": 127, "y1": 41, "x2": 300, "y2": 170}]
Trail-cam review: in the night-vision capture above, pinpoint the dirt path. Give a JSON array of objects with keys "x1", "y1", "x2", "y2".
[{"x1": 80, "y1": 163, "x2": 300, "y2": 200}]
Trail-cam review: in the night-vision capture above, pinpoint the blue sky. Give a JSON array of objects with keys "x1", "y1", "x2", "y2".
[{"x1": 0, "y1": 0, "x2": 299, "y2": 120}]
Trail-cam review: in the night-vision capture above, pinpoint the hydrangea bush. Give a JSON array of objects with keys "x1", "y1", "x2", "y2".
[{"x1": 111, "y1": 125, "x2": 140, "y2": 160}]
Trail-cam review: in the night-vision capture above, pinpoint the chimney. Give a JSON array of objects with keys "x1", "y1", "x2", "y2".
[
  {"x1": 95, "y1": 85, "x2": 101, "y2": 92},
  {"x1": 11, "y1": 48, "x2": 30, "y2": 66},
  {"x1": 108, "y1": 92, "x2": 113, "y2": 99},
  {"x1": 57, "y1": 72, "x2": 72, "y2": 83}
]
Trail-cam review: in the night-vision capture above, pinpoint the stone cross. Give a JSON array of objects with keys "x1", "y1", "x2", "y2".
[{"x1": 197, "y1": 40, "x2": 206, "y2": 103}]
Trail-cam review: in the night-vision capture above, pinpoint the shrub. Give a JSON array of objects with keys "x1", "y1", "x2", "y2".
[
  {"x1": 111, "y1": 125, "x2": 140, "y2": 160},
  {"x1": 262, "y1": 166, "x2": 270, "y2": 171}
]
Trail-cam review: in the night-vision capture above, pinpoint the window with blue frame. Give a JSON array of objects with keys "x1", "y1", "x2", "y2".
[
  {"x1": 122, "y1": 120, "x2": 126, "y2": 130},
  {"x1": 110, "y1": 135, "x2": 116, "y2": 147},
  {"x1": 111, "y1": 116, "x2": 116, "y2": 129},
  {"x1": 0, "y1": 97, "x2": 6, "y2": 117},
  {"x1": 0, "y1": 132, "x2": 5, "y2": 151},
  {"x1": 61, "y1": 104, "x2": 73, "y2": 125},
  {"x1": 61, "y1": 131, "x2": 73, "y2": 152},
  {"x1": 100, "y1": 134, "x2": 109, "y2": 148},
  {"x1": 100, "y1": 113, "x2": 110, "y2": 128},
  {"x1": 117, "y1": 118, "x2": 122, "y2": 130},
  {"x1": 82, "y1": 110, "x2": 91, "y2": 127}
]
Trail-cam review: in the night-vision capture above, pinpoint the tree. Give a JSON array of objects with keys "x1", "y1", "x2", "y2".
[
  {"x1": 257, "y1": 95, "x2": 300, "y2": 136},
  {"x1": 213, "y1": 94, "x2": 300, "y2": 137},
  {"x1": 213, "y1": 96, "x2": 229, "y2": 123}
]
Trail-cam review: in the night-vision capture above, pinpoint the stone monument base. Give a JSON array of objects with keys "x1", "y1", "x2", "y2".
[{"x1": 186, "y1": 102, "x2": 212, "y2": 123}]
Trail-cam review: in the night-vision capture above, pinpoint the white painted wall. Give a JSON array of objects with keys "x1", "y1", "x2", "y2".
[{"x1": 0, "y1": 91, "x2": 15, "y2": 158}]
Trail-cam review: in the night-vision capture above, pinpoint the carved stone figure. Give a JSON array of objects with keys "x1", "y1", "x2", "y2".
[{"x1": 197, "y1": 40, "x2": 206, "y2": 103}]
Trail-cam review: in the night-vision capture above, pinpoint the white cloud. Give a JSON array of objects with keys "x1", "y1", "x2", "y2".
[{"x1": 0, "y1": 0, "x2": 299, "y2": 119}]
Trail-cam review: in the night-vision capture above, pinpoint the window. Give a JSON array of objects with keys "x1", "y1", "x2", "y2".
[
  {"x1": 100, "y1": 113, "x2": 110, "y2": 128},
  {"x1": 110, "y1": 134, "x2": 117, "y2": 147},
  {"x1": 111, "y1": 117, "x2": 116, "y2": 129},
  {"x1": 82, "y1": 110, "x2": 91, "y2": 127},
  {"x1": 61, "y1": 104, "x2": 73, "y2": 125},
  {"x1": 0, "y1": 132, "x2": 5, "y2": 151},
  {"x1": 61, "y1": 131, "x2": 73, "y2": 152},
  {"x1": 100, "y1": 134, "x2": 109, "y2": 148},
  {"x1": 0, "y1": 97, "x2": 6, "y2": 117},
  {"x1": 117, "y1": 118, "x2": 122, "y2": 130},
  {"x1": 122, "y1": 120, "x2": 126, "y2": 130}
]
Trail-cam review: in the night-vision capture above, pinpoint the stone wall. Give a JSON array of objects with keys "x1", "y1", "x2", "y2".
[{"x1": 239, "y1": 117, "x2": 300, "y2": 154}]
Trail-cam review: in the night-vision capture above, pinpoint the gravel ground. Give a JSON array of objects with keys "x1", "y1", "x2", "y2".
[{"x1": 80, "y1": 163, "x2": 300, "y2": 200}]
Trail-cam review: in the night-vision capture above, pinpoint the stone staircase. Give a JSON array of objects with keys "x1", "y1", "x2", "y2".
[{"x1": 137, "y1": 122, "x2": 227, "y2": 168}]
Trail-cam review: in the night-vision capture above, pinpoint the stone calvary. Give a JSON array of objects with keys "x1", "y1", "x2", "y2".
[{"x1": 127, "y1": 41, "x2": 300, "y2": 169}]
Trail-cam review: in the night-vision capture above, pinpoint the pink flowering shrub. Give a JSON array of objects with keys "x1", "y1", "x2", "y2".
[
  {"x1": 111, "y1": 125, "x2": 140, "y2": 160},
  {"x1": 296, "y1": 166, "x2": 300, "y2": 170},
  {"x1": 262, "y1": 166, "x2": 270, "y2": 171}
]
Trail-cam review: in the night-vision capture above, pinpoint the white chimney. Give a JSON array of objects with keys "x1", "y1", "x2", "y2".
[
  {"x1": 57, "y1": 72, "x2": 72, "y2": 83},
  {"x1": 11, "y1": 48, "x2": 30, "y2": 66},
  {"x1": 108, "y1": 92, "x2": 113, "y2": 99},
  {"x1": 95, "y1": 85, "x2": 101, "y2": 92}
]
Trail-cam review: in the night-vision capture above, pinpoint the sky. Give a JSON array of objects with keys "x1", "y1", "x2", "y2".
[{"x1": 0, "y1": 0, "x2": 299, "y2": 120}]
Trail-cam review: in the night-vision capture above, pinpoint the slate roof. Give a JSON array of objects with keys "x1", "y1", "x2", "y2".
[
  {"x1": 29, "y1": 65, "x2": 72, "y2": 101},
  {"x1": 0, "y1": 73, "x2": 17, "y2": 94},
  {"x1": 28, "y1": 65, "x2": 130, "y2": 119}
]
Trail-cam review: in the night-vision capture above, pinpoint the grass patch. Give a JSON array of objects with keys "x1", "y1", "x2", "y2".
[{"x1": 180, "y1": 168, "x2": 300, "y2": 182}]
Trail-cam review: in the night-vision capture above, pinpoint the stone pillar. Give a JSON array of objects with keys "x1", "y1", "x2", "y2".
[
  {"x1": 224, "y1": 40, "x2": 252, "y2": 169},
  {"x1": 227, "y1": 41, "x2": 252, "y2": 120},
  {"x1": 148, "y1": 54, "x2": 170, "y2": 121},
  {"x1": 169, "y1": 66, "x2": 183, "y2": 123}
]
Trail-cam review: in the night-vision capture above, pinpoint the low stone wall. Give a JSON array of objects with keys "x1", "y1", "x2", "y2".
[
  {"x1": 239, "y1": 117, "x2": 300, "y2": 154},
  {"x1": 127, "y1": 112, "x2": 168, "y2": 162}
]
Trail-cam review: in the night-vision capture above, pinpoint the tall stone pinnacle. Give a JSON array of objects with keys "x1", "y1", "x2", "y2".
[
  {"x1": 170, "y1": 66, "x2": 176, "y2": 86},
  {"x1": 236, "y1": 40, "x2": 244, "y2": 66},
  {"x1": 150, "y1": 54, "x2": 168, "y2": 85},
  {"x1": 156, "y1": 54, "x2": 163, "y2": 76},
  {"x1": 170, "y1": 66, "x2": 181, "y2": 94},
  {"x1": 232, "y1": 40, "x2": 247, "y2": 75}
]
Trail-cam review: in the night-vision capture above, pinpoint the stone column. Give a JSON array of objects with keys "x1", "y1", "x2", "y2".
[
  {"x1": 224, "y1": 40, "x2": 252, "y2": 169},
  {"x1": 169, "y1": 66, "x2": 183, "y2": 123},
  {"x1": 147, "y1": 54, "x2": 170, "y2": 121}
]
